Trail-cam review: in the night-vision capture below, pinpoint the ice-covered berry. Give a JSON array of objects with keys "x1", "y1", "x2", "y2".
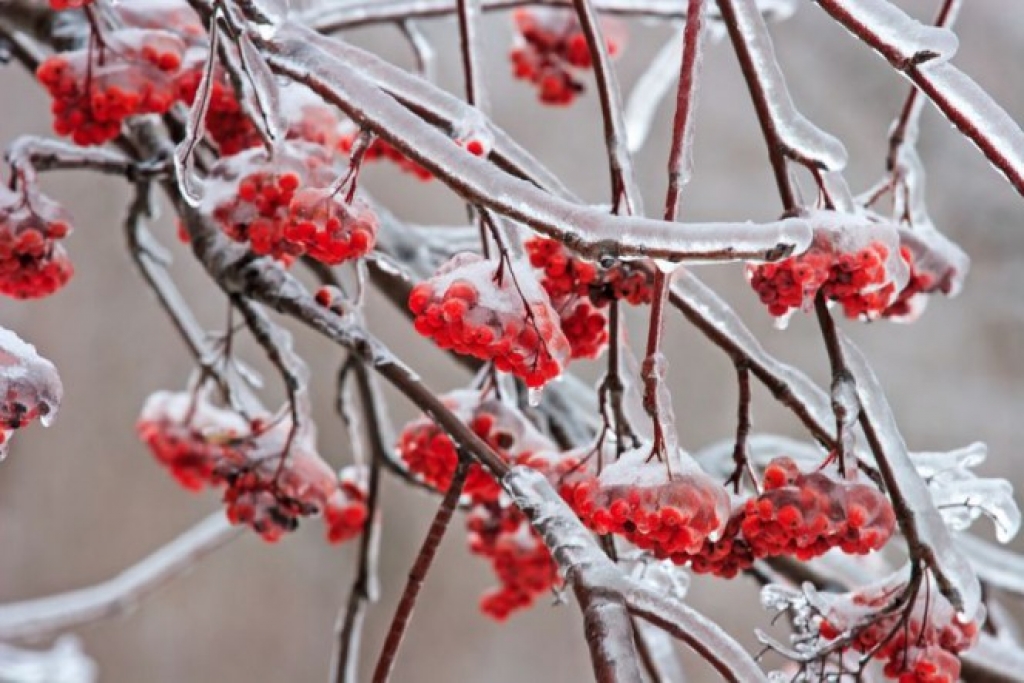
[
  {"x1": 747, "y1": 217, "x2": 907, "y2": 320},
  {"x1": 565, "y1": 445, "x2": 731, "y2": 559},
  {"x1": 37, "y1": 29, "x2": 187, "y2": 146},
  {"x1": 0, "y1": 186, "x2": 74, "y2": 299},
  {"x1": 409, "y1": 254, "x2": 571, "y2": 387}
]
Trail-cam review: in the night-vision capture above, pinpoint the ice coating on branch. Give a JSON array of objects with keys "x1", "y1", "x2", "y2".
[
  {"x1": 237, "y1": 33, "x2": 286, "y2": 143},
  {"x1": 914, "y1": 61, "x2": 1024, "y2": 192},
  {"x1": 843, "y1": 336, "x2": 981, "y2": 621},
  {"x1": 625, "y1": 32, "x2": 682, "y2": 154},
  {"x1": 816, "y1": 0, "x2": 959, "y2": 65},
  {"x1": 955, "y1": 533, "x2": 1024, "y2": 597},
  {"x1": 913, "y1": 442, "x2": 1020, "y2": 543},
  {"x1": 0, "y1": 327, "x2": 62, "y2": 458},
  {"x1": 0, "y1": 636, "x2": 97, "y2": 683},
  {"x1": 729, "y1": 0, "x2": 848, "y2": 171}
]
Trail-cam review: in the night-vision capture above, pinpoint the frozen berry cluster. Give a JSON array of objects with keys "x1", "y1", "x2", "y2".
[
  {"x1": 396, "y1": 390, "x2": 556, "y2": 504},
  {"x1": 739, "y1": 457, "x2": 896, "y2": 560},
  {"x1": 0, "y1": 326, "x2": 62, "y2": 450},
  {"x1": 523, "y1": 236, "x2": 652, "y2": 360},
  {"x1": 468, "y1": 503, "x2": 561, "y2": 621},
  {"x1": 409, "y1": 254, "x2": 571, "y2": 387},
  {"x1": 137, "y1": 390, "x2": 367, "y2": 543},
  {"x1": 818, "y1": 575, "x2": 980, "y2": 683},
  {"x1": 564, "y1": 447, "x2": 731, "y2": 559},
  {"x1": 37, "y1": 28, "x2": 188, "y2": 146},
  {"x1": 747, "y1": 220, "x2": 909, "y2": 320},
  {"x1": 0, "y1": 186, "x2": 74, "y2": 300},
  {"x1": 509, "y1": 8, "x2": 625, "y2": 106},
  {"x1": 204, "y1": 142, "x2": 377, "y2": 265}
]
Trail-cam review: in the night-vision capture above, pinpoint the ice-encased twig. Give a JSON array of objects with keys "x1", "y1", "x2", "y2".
[
  {"x1": 259, "y1": 24, "x2": 812, "y2": 263},
  {"x1": 0, "y1": 514, "x2": 239, "y2": 641},
  {"x1": 842, "y1": 335, "x2": 981, "y2": 620},
  {"x1": 954, "y1": 533, "x2": 1024, "y2": 597},
  {"x1": 0, "y1": 636, "x2": 97, "y2": 683},
  {"x1": 811, "y1": 0, "x2": 1024, "y2": 198},
  {"x1": 717, "y1": 0, "x2": 848, "y2": 173}
]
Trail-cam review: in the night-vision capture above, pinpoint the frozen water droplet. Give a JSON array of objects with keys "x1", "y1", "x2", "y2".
[{"x1": 528, "y1": 386, "x2": 544, "y2": 407}]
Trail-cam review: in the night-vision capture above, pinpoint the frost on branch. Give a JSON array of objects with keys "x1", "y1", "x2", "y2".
[
  {"x1": 136, "y1": 388, "x2": 367, "y2": 543},
  {"x1": 747, "y1": 211, "x2": 908, "y2": 322},
  {"x1": 409, "y1": 253, "x2": 571, "y2": 387},
  {"x1": 913, "y1": 442, "x2": 1021, "y2": 544},
  {"x1": 0, "y1": 326, "x2": 62, "y2": 457},
  {"x1": 0, "y1": 636, "x2": 97, "y2": 683}
]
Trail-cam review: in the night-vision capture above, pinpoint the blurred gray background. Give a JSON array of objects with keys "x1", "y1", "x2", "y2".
[{"x1": 1, "y1": 1, "x2": 1022, "y2": 681}]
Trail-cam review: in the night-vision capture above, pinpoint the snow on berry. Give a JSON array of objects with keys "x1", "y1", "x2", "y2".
[
  {"x1": 0, "y1": 326, "x2": 62, "y2": 455},
  {"x1": 565, "y1": 445, "x2": 731, "y2": 559},
  {"x1": 409, "y1": 253, "x2": 571, "y2": 387},
  {"x1": 815, "y1": 570, "x2": 981, "y2": 682},
  {"x1": 747, "y1": 215, "x2": 908, "y2": 321},
  {"x1": 37, "y1": 29, "x2": 188, "y2": 146},
  {"x1": 137, "y1": 389, "x2": 367, "y2": 543},
  {"x1": 509, "y1": 8, "x2": 626, "y2": 106},
  {"x1": 739, "y1": 457, "x2": 895, "y2": 560},
  {"x1": 0, "y1": 185, "x2": 74, "y2": 299},
  {"x1": 467, "y1": 503, "x2": 561, "y2": 621},
  {"x1": 396, "y1": 390, "x2": 556, "y2": 504}
]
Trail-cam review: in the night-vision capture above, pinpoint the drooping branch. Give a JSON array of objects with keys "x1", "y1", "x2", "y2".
[{"x1": 0, "y1": 514, "x2": 239, "y2": 641}]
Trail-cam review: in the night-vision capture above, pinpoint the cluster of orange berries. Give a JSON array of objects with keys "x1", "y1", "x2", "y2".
[
  {"x1": 818, "y1": 577, "x2": 980, "y2": 683},
  {"x1": 509, "y1": 8, "x2": 625, "y2": 105},
  {"x1": 0, "y1": 186, "x2": 74, "y2": 299},
  {"x1": 48, "y1": 0, "x2": 91, "y2": 10},
  {"x1": 0, "y1": 327, "x2": 62, "y2": 451},
  {"x1": 409, "y1": 254, "x2": 571, "y2": 388},
  {"x1": 137, "y1": 390, "x2": 367, "y2": 543}
]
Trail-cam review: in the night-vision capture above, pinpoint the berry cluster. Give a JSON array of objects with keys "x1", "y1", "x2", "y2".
[
  {"x1": 37, "y1": 29, "x2": 188, "y2": 146},
  {"x1": 0, "y1": 326, "x2": 62, "y2": 449},
  {"x1": 740, "y1": 457, "x2": 895, "y2": 559},
  {"x1": 409, "y1": 254, "x2": 571, "y2": 387},
  {"x1": 137, "y1": 390, "x2": 367, "y2": 543},
  {"x1": 204, "y1": 143, "x2": 377, "y2": 265},
  {"x1": 396, "y1": 390, "x2": 556, "y2": 504},
  {"x1": 509, "y1": 8, "x2": 625, "y2": 105},
  {"x1": 523, "y1": 236, "x2": 652, "y2": 359},
  {"x1": 468, "y1": 503, "x2": 561, "y2": 621},
  {"x1": 0, "y1": 186, "x2": 74, "y2": 299},
  {"x1": 881, "y1": 229, "x2": 967, "y2": 322},
  {"x1": 565, "y1": 447, "x2": 731, "y2": 559},
  {"x1": 818, "y1": 576, "x2": 980, "y2": 682},
  {"x1": 747, "y1": 221, "x2": 908, "y2": 319}
]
